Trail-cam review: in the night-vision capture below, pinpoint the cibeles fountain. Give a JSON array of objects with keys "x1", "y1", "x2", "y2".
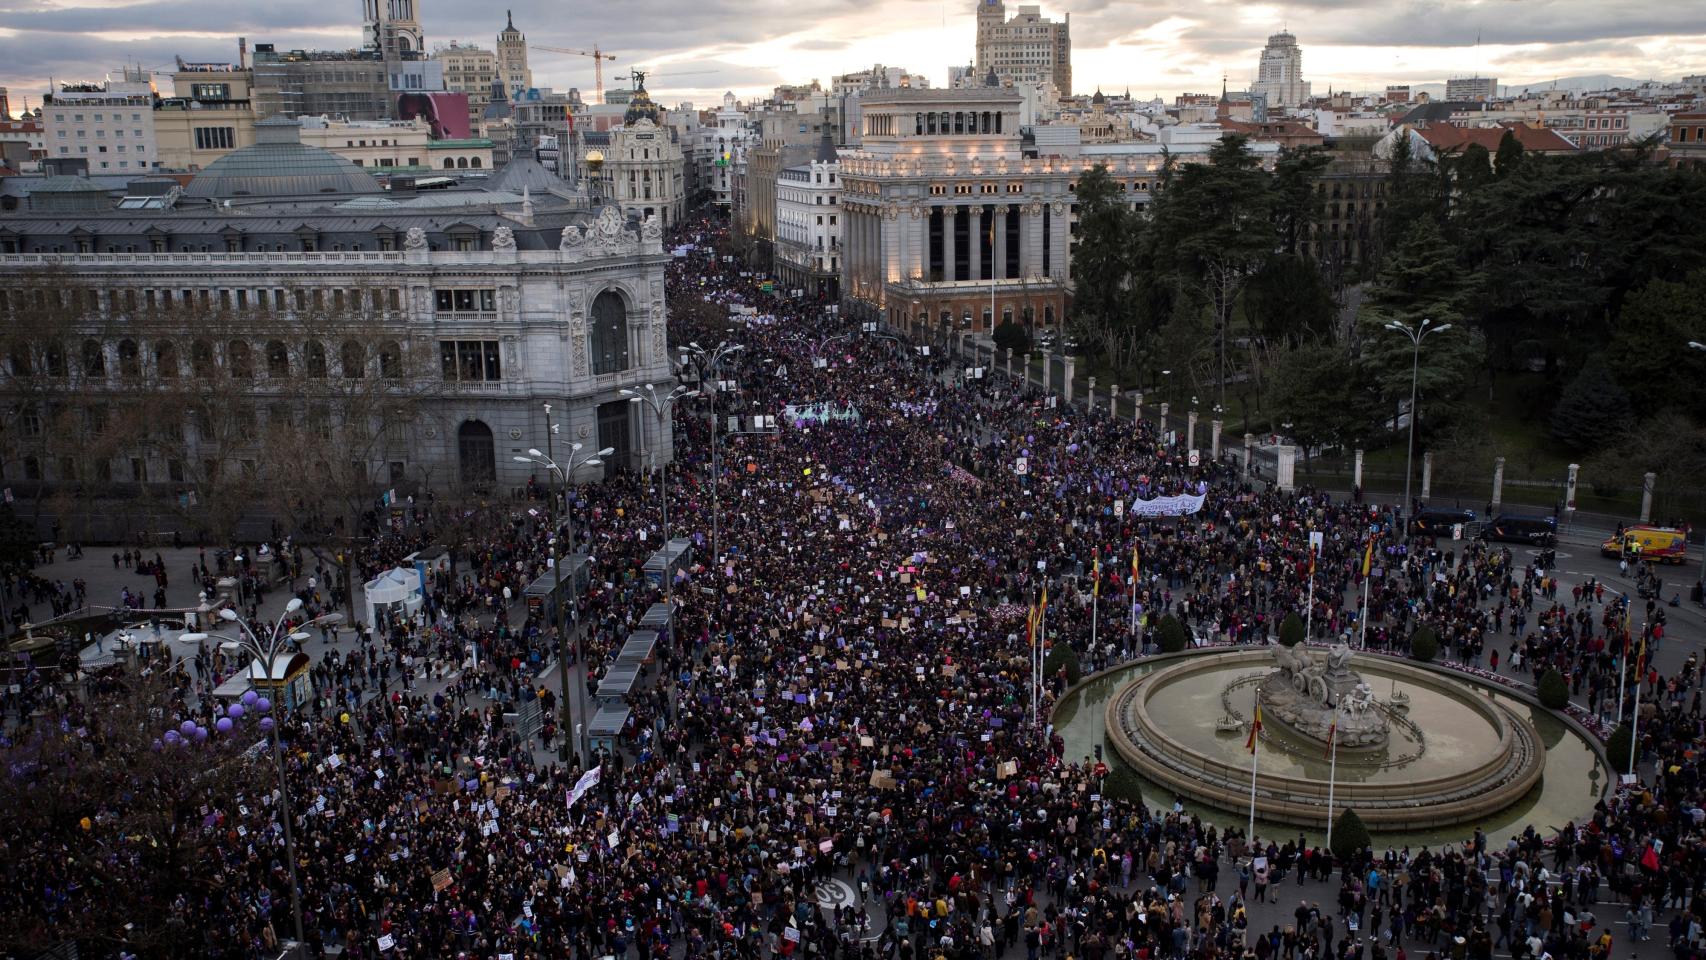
[{"x1": 1105, "y1": 643, "x2": 1548, "y2": 830}]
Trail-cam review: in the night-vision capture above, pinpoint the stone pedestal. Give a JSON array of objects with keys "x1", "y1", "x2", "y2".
[
  {"x1": 1421, "y1": 452, "x2": 1433, "y2": 501},
  {"x1": 1641, "y1": 472, "x2": 1657, "y2": 524},
  {"x1": 1491, "y1": 457, "x2": 1505, "y2": 513},
  {"x1": 1244, "y1": 433, "x2": 1254, "y2": 475},
  {"x1": 1354, "y1": 449, "x2": 1364, "y2": 491},
  {"x1": 1110, "y1": 384, "x2": 1120, "y2": 417},
  {"x1": 1186, "y1": 411, "x2": 1198, "y2": 452},
  {"x1": 1277, "y1": 445, "x2": 1297, "y2": 492},
  {"x1": 1062, "y1": 356, "x2": 1076, "y2": 403},
  {"x1": 1134, "y1": 392, "x2": 1143, "y2": 426},
  {"x1": 1087, "y1": 376, "x2": 1097, "y2": 411},
  {"x1": 1210, "y1": 419, "x2": 1222, "y2": 458}
]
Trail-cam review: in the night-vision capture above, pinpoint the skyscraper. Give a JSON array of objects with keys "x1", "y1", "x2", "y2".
[
  {"x1": 1252, "y1": 31, "x2": 1310, "y2": 108},
  {"x1": 496, "y1": 11, "x2": 533, "y2": 95},
  {"x1": 975, "y1": 0, "x2": 1072, "y2": 97}
]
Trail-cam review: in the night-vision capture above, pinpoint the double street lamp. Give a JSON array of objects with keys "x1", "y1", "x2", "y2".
[
  {"x1": 679, "y1": 341, "x2": 745, "y2": 563},
  {"x1": 621, "y1": 383, "x2": 699, "y2": 546},
  {"x1": 183, "y1": 599, "x2": 341, "y2": 949},
  {"x1": 514, "y1": 405, "x2": 610, "y2": 764},
  {"x1": 1385, "y1": 318, "x2": 1452, "y2": 528}
]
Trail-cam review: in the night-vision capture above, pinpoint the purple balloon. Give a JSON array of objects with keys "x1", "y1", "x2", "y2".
[
  {"x1": 227, "y1": 704, "x2": 245, "y2": 720},
  {"x1": 193, "y1": 725, "x2": 208, "y2": 742},
  {"x1": 164, "y1": 730, "x2": 182, "y2": 744},
  {"x1": 255, "y1": 697, "x2": 272, "y2": 715},
  {"x1": 151, "y1": 739, "x2": 164, "y2": 752},
  {"x1": 216, "y1": 717, "x2": 234, "y2": 733},
  {"x1": 179, "y1": 720, "x2": 197, "y2": 735},
  {"x1": 258, "y1": 717, "x2": 275, "y2": 733},
  {"x1": 241, "y1": 690, "x2": 259, "y2": 706}
]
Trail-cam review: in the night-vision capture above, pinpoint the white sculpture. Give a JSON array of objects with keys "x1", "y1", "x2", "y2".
[
  {"x1": 558, "y1": 225, "x2": 585, "y2": 252},
  {"x1": 403, "y1": 227, "x2": 428, "y2": 250},
  {"x1": 491, "y1": 225, "x2": 516, "y2": 250}
]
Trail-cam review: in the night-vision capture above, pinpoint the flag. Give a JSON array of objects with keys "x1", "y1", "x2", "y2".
[
  {"x1": 1026, "y1": 602, "x2": 1039, "y2": 648},
  {"x1": 1040, "y1": 584, "x2": 1049, "y2": 620},
  {"x1": 1245, "y1": 704, "x2": 1263, "y2": 754},
  {"x1": 1636, "y1": 634, "x2": 1648, "y2": 677},
  {"x1": 1323, "y1": 714, "x2": 1337, "y2": 758},
  {"x1": 1092, "y1": 549, "x2": 1102, "y2": 598},
  {"x1": 1131, "y1": 545, "x2": 1141, "y2": 591},
  {"x1": 1361, "y1": 537, "x2": 1375, "y2": 578}
]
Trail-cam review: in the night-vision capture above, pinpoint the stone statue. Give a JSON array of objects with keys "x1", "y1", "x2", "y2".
[
  {"x1": 1344, "y1": 682, "x2": 1375, "y2": 716},
  {"x1": 558, "y1": 225, "x2": 585, "y2": 251},
  {"x1": 1326, "y1": 642, "x2": 1352, "y2": 673},
  {"x1": 1275, "y1": 643, "x2": 1312, "y2": 680},
  {"x1": 491, "y1": 225, "x2": 516, "y2": 251},
  {"x1": 641, "y1": 215, "x2": 662, "y2": 241},
  {"x1": 403, "y1": 227, "x2": 428, "y2": 250}
]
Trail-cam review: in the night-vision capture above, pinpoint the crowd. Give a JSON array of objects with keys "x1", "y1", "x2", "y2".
[{"x1": 1, "y1": 213, "x2": 1704, "y2": 960}]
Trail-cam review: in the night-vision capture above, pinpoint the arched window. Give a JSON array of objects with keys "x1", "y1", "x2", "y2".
[
  {"x1": 378, "y1": 340, "x2": 402, "y2": 379},
  {"x1": 43, "y1": 343, "x2": 66, "y2": 378},
  {"x1": 306, "y1": 341, "x2": 328, "y2": 378},
  {"x1": 457, "y1": 157, "x2": 468, "y2": 169},
  {"x1": 266, "y1": 340, "x2": 290, "y2": 378},
  {"x1": 590, "y1": 291, "x2": 630, "y2": 375},
  {"x1": 470, "y1": 156, "x2": 481, "y2": 168},
  {"x1": 191, "y1": 339, "x2": 215, "y2": 378},
  {"x1": 443, "y1": 157, "x2": 456, "y2": 169},
  {"x1": 154, "y1": 340, "x2": 179, "y2": 379},
  {"x1": 227, "y1": 340, "x2": 253, "y2": 378},
  {"x1": 341, "y1": 340, "x2": 365, "y2": 378},
  {"x1": 117, "y1": 339, "x2": 140, "y2": 378},
  {"x1": 82, "y1": 340, "x2": 105, "y2": 378}
]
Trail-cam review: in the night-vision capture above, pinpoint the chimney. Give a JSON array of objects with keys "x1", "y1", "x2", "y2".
[{"x1": 239, "y1": 37, "x2": 248, "y2": 70}]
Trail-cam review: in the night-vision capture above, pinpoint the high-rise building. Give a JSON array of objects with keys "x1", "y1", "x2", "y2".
[
  {"x1": 1445, "y1": 76, "x2": 1497, "y2": 102},
  {"x1": 974, "y1": 0, "x2": 1071, "y2": 97},
  {"x1": 435, "y1": 42, "x2": 497, "y2": 129},
  {"x1": 1252, "y1": 32, "x2": 1310, "y2": 108},
  {"x1": 41, "y1": 69, "x2": 160, "y2": 173},
  {"x1": 496, "y1": 11, "x2": 533, "y2": 95},
  {"x1": 362, "y1": 0, "x2": 424, "y2": 57}
]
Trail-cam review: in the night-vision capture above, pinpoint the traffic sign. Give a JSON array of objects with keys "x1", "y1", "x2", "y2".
[{"x1": 1188, "y1": 449, "x2": 1200, "y2": 467}]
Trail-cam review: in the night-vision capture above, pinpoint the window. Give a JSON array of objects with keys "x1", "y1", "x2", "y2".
[
  {"x1": 265, "y1": 340, "x2": 290, "y2": 378},
  {"x1": 154, "y1": 340, "x2": 179, "y2": 379},
  {"x1": 82, "y1": 340, "x2": 105, "y2": 378},
  {"x1": 439, "y1": 340, "x2": 502, "y2": 382},
  {"x1": 226, "y1": 340, "x2": 254, "y2": 378},
  {"x1": 190, "y1": 339, "x2": 215, "y2": 378},
  {"x1": 194, "y1": 127, "x2": 235, "y2": 150},
  {"x1": 589, "y1": 291, "x2": 630, "y2": 375},
  {"x1": 341, "y1": 341, "x2": 366, "y2": 378},
  {"x1": 434, "y1": 288, "x2": 497, "y2": 313},
  {"x1": 117, "y1": 339, "x2": 140, "y2": 378},
  {"x1": 191, "y1": 83, "x2": 230, "y2": 100},
  {"x1": 20, "y1": 407, "x2": 42, "y2": 438},
  {"x1": 306, "y1": 341, "x2": 328, "y2": 378},
  {"x1": 378, "y1": 341, "x2": 402, "y2": 379}
]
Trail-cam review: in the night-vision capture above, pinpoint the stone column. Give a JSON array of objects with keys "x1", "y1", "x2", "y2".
[
  {"x1": 994, "y1": 205, "x2": 1009, "y2": 280},
  {"x1": 1042, "y1": 353, "x2": 1053, "y2": 393},
  {"x1": 968, "y1": 205, "x2": 983, "y2": 286},
  {"x1": 1047, "y1": 200, "x2": 1070, "y2": 279},
  {"x1": 1244, "y1": 433, "x2": 1255, "y2": 475},
  {"x1": 1211, "y1": 419, "x2": 1223, "y2": 458},
  {"x1": 1277, "y1": 445, "x2": 1298, "y2": 492},
  {"x1": 1159, "y1": 402, "x2": 1170, "y2": 442},
  {"x1": 1133, "y1": 392, "x2": 1143, "y2": 426},
  {"x1": 1087, "y1": 376, "x2": 1097, "y2": 411},
  {"x1": 1491, "y1": 456, "x2": 1505, "y2": 513},
  {"x1": 1353, "y1": 449, "x2": 1364, "y2": 491},
  {"x1": 1110, "y1": 384, "x2": 1120, "y2": 417},
  {"x1": 1062, "y1": 357, "x2": 1076, "y2": 403},
  {"x1": 1421, "y1": 452, "x2": 1434, "y2": 502},
  {"x1": 1023, "y1": 352, "x2": 1033, "y2": 387},
  {"x1": 1641, "y1": 472, "x2": 1657, "y2": 524},
  {"x1": 1023, "y1": 203, "x2": 1044, "y2": 277},
  {"x1": 1005, "y1": 348, "x2": 1014, "y2": 380},
  {"x1": 1186, "y1": 410, "x2": 1198, "y2": 452},
  {"x1": 943, "y1": 205, "x2": 957, "y2": 283}
]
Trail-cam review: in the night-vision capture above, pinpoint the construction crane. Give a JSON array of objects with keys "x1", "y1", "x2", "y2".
[{"x1": 532, "y1": 44, "x2": 617, "y2": 104}]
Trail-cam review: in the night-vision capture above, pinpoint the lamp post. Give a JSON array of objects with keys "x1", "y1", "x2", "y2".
[
  {"x1": 182, "y1": 599, "x2": 339, "y2": 949},
  {"x1": 514, "y1": 427, "x2": 610, "y2": 765},
  {"x1": 1689, "y1": 343, "x2": 1705, "y2": 589},
  {"x1": 620, "y1": 383, "x2": 698, "y2": 546},
  {"x1": 679, "y1": 341, "x2": 745, "y2": 564},
  {"x1": 1385, "y1": 318, "x2": 1453, "y2": 531}
]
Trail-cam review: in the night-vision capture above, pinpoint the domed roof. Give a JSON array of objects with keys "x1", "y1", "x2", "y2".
[
  {"x1": 488, "y1": 154, "x2": 564, "y2": 193},
  {"x1": 624, "y1": 85, "x2": 661, "y2": 126},
  {"x1": 1091, "y1": 88, "x2": 1106, "y2": 105},
  {"x1": 185, "y1": 117, "x2": 382, "y2": 199}
]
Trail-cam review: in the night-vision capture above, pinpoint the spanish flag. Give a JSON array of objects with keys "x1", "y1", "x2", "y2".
[
  {"x1": 1362, "y1": 536, "x2": 1375, "y2": 578},
  {"x1": 1040, "y1": 584, "x2": 1049, "y2": 620},
  {"x1": 1246, "y1": 704, "x2": 1263, "y2": 754},
  {"x1": 1092, "y1": 549, "x2": 1102, "y2": 598},
  {"x1": 1323, "y1": 714, "x2": 1337, "y2": 758},
  {"x1": 1026, "y1": 602, "x2": 1039, "y2": 648},
  {"x1": 1131, "y1": 545, "x2": 1141, "y2": 590}
]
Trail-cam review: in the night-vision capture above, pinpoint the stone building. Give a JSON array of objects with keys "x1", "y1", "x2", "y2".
[
  {"x1": 42, "y1": 69, "x2": 161, "y2": 174},
  {"x1": 975, "y1": 0, "x2": 1071, "y2": 97},
  {"x1": 838, "y1": 86, "x2": 1072, "y2": 338},
  {"x1": 0, "y1": 118, "x2": 672, "y2": 511},
  {"x1": 433, "y1": 42, "x2": 497, "y2": 130},
  {"x1": 1252, "y1": 32, "x2": 1310, "y2": 109},
  {"x1": 495, "y1": 12, "x2": 534, "y2": 96},
  {"x1": 774, "y1": 132, "x2": 842, "y2": 300}
]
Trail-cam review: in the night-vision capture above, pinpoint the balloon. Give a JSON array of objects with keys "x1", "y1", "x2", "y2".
[
  {"x1": 79, "y1": 817, "x2": 92, "y2": 832},
  {"x1": 258, "y1": 718, "x2": 275, "y2": 733},
  {"x1": 193, "y1": 725, "x2": 208, "y2": 742},
  {"x1": 216, "y1": 717, "x2": 234, "y2": 733},
  {"x1": 164, "y1": 730, "x2": 181, "y2": 744},
  {"x1": 151, "y1": 739, "x2": 163, "y2": 752},
  {"x1": 241, "y1": 690, "x2": 258, "y2": 706},
  {"x1": 255, "y1": 697, "x2": 272, "y2": 715},
  {"x1": 227, "y1": 704, "x2": 245, "y2": 720},
  {"x1": 179, "y1": 720, "x2": 197, "y2": 735},
  {"x1": 339, "y1": 712, "x2": 350, "y2": 724}
]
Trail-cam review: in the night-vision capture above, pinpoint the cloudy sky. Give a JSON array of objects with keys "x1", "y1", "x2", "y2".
[{"x1": 2, "y1": 0, "x2": 1703, "y2": 109}]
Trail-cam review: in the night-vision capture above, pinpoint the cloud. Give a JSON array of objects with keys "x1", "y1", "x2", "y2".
[{"x1": 0, "y1": 0, "x2": 1701, "y2": 104}]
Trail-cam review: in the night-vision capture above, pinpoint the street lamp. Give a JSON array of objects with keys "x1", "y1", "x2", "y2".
[
  {"x1": 1385, "y1": 318, "x2": 1452, "y2": 529},
  {"x1": 620, "y1": 383, "x2": 698, "y2": 545},
  {"x1": 680, "y1": 340, "x2": 745, "y2": 563},
  {"x1": 182, "y1": 599, "x2": 341, "y2": 950},
  {"x1": 514, "y1": 419, "x2": 610, "y2": 765},
  {"x1": 1689, "y1": 341, "x2": 1706, "y2": 352},
  {"x1": 785, "y1": 331, "x2": 853, "y2": 369}
]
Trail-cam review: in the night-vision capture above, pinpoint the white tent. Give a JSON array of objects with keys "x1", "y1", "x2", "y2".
[{"x1": 364, "y1": 567, "x2": 424, "y2": 630}]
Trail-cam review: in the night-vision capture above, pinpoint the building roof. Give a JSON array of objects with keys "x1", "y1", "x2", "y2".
[
  {"x1": 487, "y1": 154, "x2": 564, "y2": 193},
  {"x1": 184, "y1": 117, "x2": 382, "y2": 199},
  {"x1": 1415, "y1": 121, "x2": 1578, "y2": 154}
]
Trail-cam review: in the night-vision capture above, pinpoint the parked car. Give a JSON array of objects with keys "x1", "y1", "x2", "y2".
[
  {"x1": 1408, "y1": 508, "x2": 1476, "y2": 538},
  {"x1": 1482, "y1": 513, "x2": 1558, "y2": 547}
]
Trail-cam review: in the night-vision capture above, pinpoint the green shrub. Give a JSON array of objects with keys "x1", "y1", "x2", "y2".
[
  {"x1": 993, "y1": 319, "x2": 1030, "y2": 354},
  {"x1": 1156, "y1": 615, "x2": 1190, "y2": 653},
  {"x1": 1538, "y1": 669, "x2": 1569, "y2": 710},
  {"x1": 1102, "y1": 766, "x2": 1144, "y2": 803},
  {"x1": 1279, "y1": 612, "x2": 1305, "y2": 647},
  {"x1": 1330, "y1": 809, "x2": 1371, "y2": 862},
  {"x1": 1409, "y1": 626, "x2": 1439, "y2": 663},
  {"x1": 1043, "y1": 643, "x2": 1083, "y2": 686},
  {"x1": 1606, "y1": 723, "x2": 1636, "y2": 775}
]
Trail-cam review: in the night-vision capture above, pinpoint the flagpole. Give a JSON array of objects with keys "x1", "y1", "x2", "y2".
[
  {"x1": 1304, "y1": 560, "x2": 1316, "y2": 641},
  {"x1": 1615, "y1": 623, "x2": 1629, "y2": 724},
  {"x1": 1628, "y1": 644, "x2": 1643, "y2": 774},
  {"x1": 1091, "y1": 570, "x2": 1100, "y2": 656},
  {"x1": 1326, "y1": 704, "x2": 1340, "y2": 851},
  {"x1": 1247, "y1": 688, "x2": 1261, "y2": 842},
  {"x1": 1357, "y1": 575, "x2": 1370, "y2": 650}
]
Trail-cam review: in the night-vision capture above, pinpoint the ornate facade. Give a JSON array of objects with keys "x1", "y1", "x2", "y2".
[{"x1": 838, "y1": 87, "x2": 1072, "y2": 338}]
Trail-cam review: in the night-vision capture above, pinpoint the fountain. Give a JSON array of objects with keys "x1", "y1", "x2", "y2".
[{"x1": 1103, "y1": 645, "x2": 1549, "y2": 831}]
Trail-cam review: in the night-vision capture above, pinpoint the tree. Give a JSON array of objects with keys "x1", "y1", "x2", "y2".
[
  {"x1": 1269, "y1": 342, "x2": 1369, "y2": 455},
  {"x1": 1243, "y1": 254, "x2": 1337, "y2": 348},
  {"x1": 1270, "y1": 148, "x2": 1330, "y2": 257},
  {"x1": 1330, "y1": 809, "x2": 1371, "y2": 861},
  {"x1": 1606, "y1": 723, "x2": 1636, "y2": 775},
  {"x1": 1537, "y1": 668, "x2": 1570, "y2": 710},
  {"x1": 1103, "y1": 766, "x2": 1144, "y2": 803},
  {"x1": 1606, "y1": 271, "x2": 1706, "y2": 419},
  {"x1": 1585, "y1": 412, "x2": 1706, "y2": 500},
  {"x1": 1070, "y1": 164, "x2": 1141, "y2": 358},
  {"x1": 1156, "y1": 614, "x2": 1190, "y2": 653},
  {"x1": 1043, "y1": 643, "x2": 1083, "y2": 685},
  {"x1": 1409, "y1": 626, "x2": 1439, "y2": 662},
  {"x1": 1549, "y1": 360, "x2": 1635, "y2": 452},
  {"x1": 1279, "y1": 612, "x2": 1305, "y2": 647},
  {"x1": 1494, "y1": 129, "x2": 1526, "y2": 179},
  {"x1": 993, "y1": 318, "x2": 1031, "y2": 355}
]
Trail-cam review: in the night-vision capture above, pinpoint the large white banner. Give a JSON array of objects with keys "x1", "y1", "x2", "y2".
[
  {"x1": 1124, "y1": 491, "x2": 1208, "y2": 518},
  {"x1": 565, "y1": 765, "x2": 602, "y2": 809}
]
